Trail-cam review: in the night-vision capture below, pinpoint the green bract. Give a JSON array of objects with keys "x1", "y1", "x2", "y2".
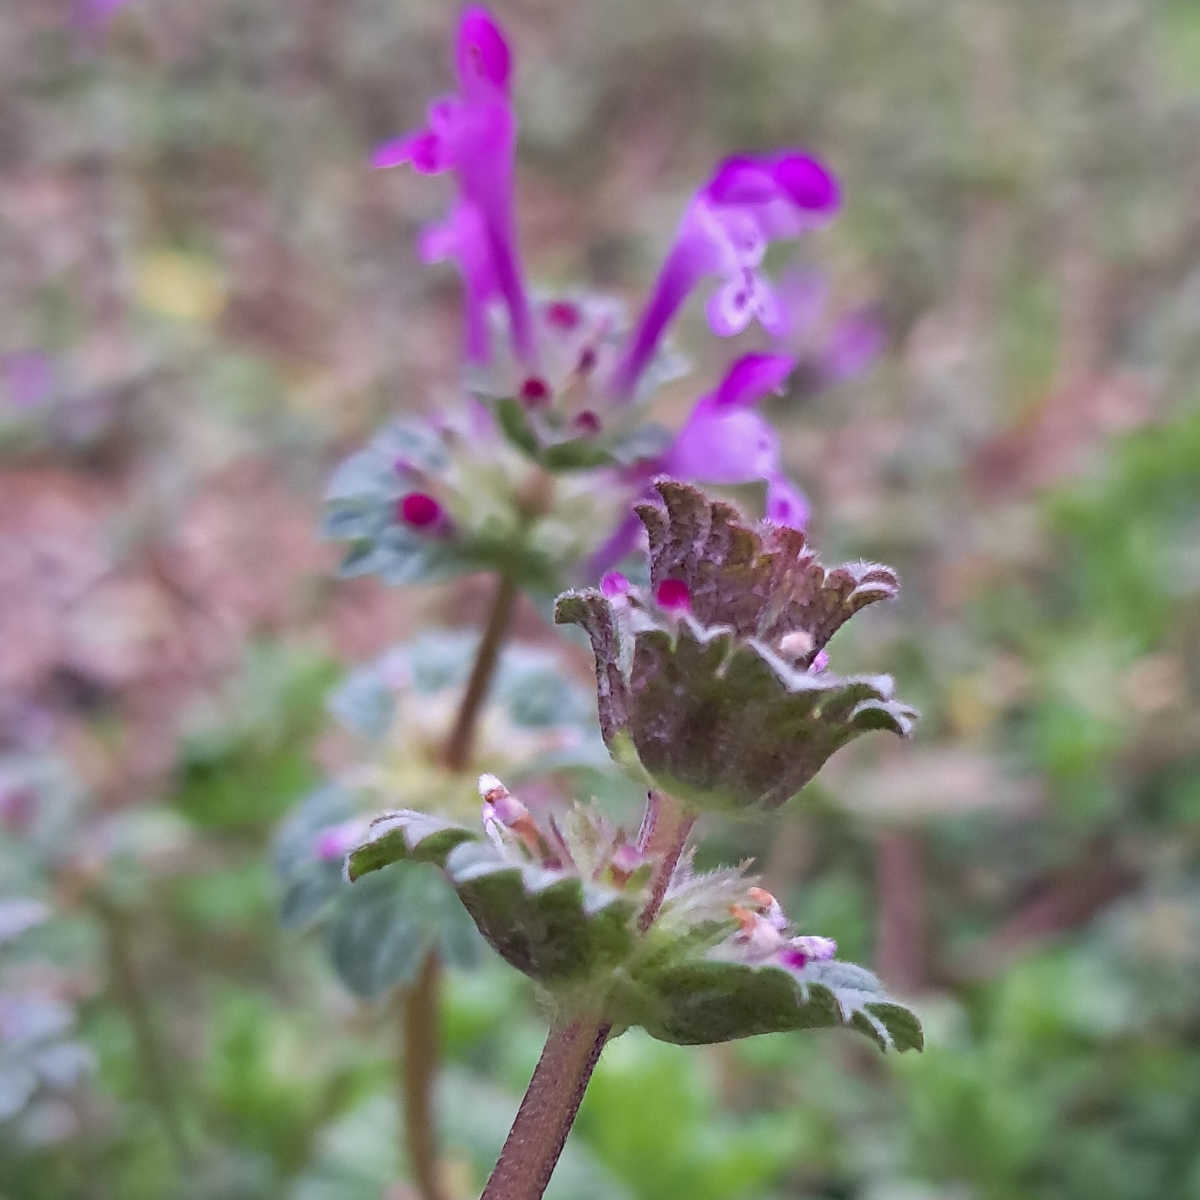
[
  {"x1": 323, "y1": 417, "x2": 628, "y2": 594},
  {"x1": 273, "y1": 636, "x2": 604, "y2": 998},
  {"x1": 346, "y1": 805, "x2": 922, "y2": 1053},
  {"x1": 556, "y1": 480, "x2": 918, "y2": 811}
]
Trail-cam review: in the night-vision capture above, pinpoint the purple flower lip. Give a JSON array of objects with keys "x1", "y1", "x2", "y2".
[{"x1": 609, "y1": 149, "x2": 840, "y2": 399}]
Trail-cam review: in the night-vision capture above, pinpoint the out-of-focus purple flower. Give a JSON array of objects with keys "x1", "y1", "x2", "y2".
[
  {"x1": 664, "y1": 351, "x2": 808, "y2": 527},
  {"x1": 2, "y1": 352, "x2": 55, "y2": 411},
  {"x1": 589, "y1": 353, "x2": 810, "y2": 573},
  {"x1": 314, "y1": 818, "x2": 370, "y2": 864},
  {"x1": 372, "y1": 7, "x2": 534, "y2": 365},
  {"x1": 769, "y1": 265, "x2": 887, "y2": 388},
  {"x1": 609, "y1": 152, "x2": 840, "y2": 399},
  {"x1": 71, "y1": 0, "x2": 131, "y2": 37},
  {"x1": 820, "y1": 308, "x2": 886, "y2": 383}
]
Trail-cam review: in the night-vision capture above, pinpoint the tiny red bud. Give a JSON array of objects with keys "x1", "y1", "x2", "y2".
[
  {"x1": 544, "y1": 300, "x2": 582, "y2": 330},
  {"x1": 655, "y1": 578, "x2": 691, "y2": 612},
  {"x1": 573, "y1": 409, "x2": 601, "y2": 434},
  {"x1": 397, "y1": 492, "x2": 442, "y2": 528},
  {"x1": 520, "y1": 376, "x2": 551, "y2": 407}
]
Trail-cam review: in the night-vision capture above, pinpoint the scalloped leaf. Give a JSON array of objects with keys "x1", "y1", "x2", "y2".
[
  {"x1": 618, "y1": 957, "x2": 922, "y2": 1052},
  {"x1": 557, "y1": 594, "x2": 915, "y2": 810},
  {"x1": 345, "y1": 810, "x2": 478, "y2": 881},
  {"x1": 445, "y1": 841, "x2": 638, "y2": 982},
  {"x1": 628, "y1": 621, "x2": 915, "y2": 810},
  {"x1": 345, "y1": 812, "x2": 638, "y2": 985}
]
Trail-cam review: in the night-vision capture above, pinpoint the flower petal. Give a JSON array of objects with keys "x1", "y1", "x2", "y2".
[
  {"x1": 370, "y1": 129, "x2": 447, "y2": 172},
  {"x1": 765, "y1": 475, "x2": 810, "y2": 529},
  {"x1": 456, "y1": 6, "x2": 512, "y2": 94},
  {"x1": 713, "y1": 352, "x2": 797, "y2": 409}
]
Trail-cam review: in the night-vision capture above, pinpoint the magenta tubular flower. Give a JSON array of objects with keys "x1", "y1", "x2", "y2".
[
  {"x1": 609, "y1": 152, "x2": 840, "y2": 399},
  {"x1": 589, "y1": 353, "x2": 809, "y2": 574},
  {"x1": 664, "y1": 351, "x2": 809, "y2": 526},
  {"x1": 372, "y1": 8, "x2": 534, "y2": 365}
]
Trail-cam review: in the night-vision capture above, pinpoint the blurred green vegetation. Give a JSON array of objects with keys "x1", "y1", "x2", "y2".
[{"x1": 3, "y1": 1, "x2": 1199, "y2": 1197}]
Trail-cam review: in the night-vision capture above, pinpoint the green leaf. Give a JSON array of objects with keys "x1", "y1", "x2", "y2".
[
  {"x1": 617, "y1": 957, "x2": 923, "y2": 1052},
  {"x1": 445, "y1": 841, "x2": 637, "y2": 983},
  {"x1": 345, "y1": 810, "x2": 478, "y2": 881},
  {"x1": 345, "y1": 812, "x2": 637, "y2": 986},
  {"x1": 324, "y1": 872, "x2": 431, "y2": 997},
  {"x1": 273, "y1": 786, "x2": 357, "y2": 930},
  {"x1": 494, "y1": 396, "x2": 541, "y2": 457}
]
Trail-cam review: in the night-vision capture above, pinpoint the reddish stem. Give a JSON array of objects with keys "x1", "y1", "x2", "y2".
[{"x1": 479, "y1": 1018, "x2": 611, "y2": 1200}]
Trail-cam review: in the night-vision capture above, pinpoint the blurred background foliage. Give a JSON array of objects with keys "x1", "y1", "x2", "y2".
[{"x1": 2, "y1": 1, "x2": 1199, "y2": 1197}]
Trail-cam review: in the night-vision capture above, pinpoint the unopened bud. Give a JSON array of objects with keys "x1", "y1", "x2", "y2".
[
  {"x1": 779, "y1": 934, "x2": 837, "y2": 970},
  {"x1": 655, "y1": 578, "x2": 691, "y2": 612},
  {"x1": 778, "y1": 630, "x2": 814, "y2": 661},
  {"x1": 747, "y1": 886, "x2": 787, "y2": 930}
]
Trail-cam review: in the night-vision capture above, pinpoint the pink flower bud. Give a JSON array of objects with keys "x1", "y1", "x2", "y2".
[
  {"x1": 544, "y1": 300, "x2": 582, "y2": 330},
  {"x1": 655, "y1": 578, "x2": 691, "y2": 612},
  {"x1": 397, "y1": 492, "x2": 444, "y2": 529},
  {"x1": 520, "y1": 376, "x2": 551, "y2": 408},
  {"x1": 600, "y1": 571, "x2": 630, "y2": 599}
]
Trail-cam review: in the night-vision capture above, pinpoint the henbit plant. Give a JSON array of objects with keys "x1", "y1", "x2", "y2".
[
  {"x1": 349, "y1": 482, "x2": 922, "y2": 1200},
  {"x1": 287, "y1": 7, "x2": 916, "y2": 1199}
]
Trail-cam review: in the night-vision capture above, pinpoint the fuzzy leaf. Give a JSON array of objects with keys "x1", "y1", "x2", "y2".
[
  {"x1": 345, "y1": 812, "x2": 637, "y2": 985},
  {"x1": 618, "y1": 957, "x2": 923, "y2": 1051},
  {"x1": 628, "y1": 621, "x2": 915, "y2": 810},
  {"x1": 446, "y1": 841, "x2": 638, "y2": 982},
  {"x1": 274, "y1": 786, "x2": 359, "y2": 930},
  {"x1": 325, "y1": 873, "x2": 431, "y2": 997},
  {"x1": 345, "y1": 810, "x2": 478, "y2": 881}
]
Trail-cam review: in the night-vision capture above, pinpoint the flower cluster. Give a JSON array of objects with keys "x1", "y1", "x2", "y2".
[
  {"x1": 346, "y1": 774, "x2": 921, "y2": 1052},
  {"x1": 330, "y1": 7, "x2": 877, "y2": 595}
]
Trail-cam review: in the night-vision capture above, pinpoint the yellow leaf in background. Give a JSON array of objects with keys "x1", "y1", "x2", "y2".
[{"x1": 136, "y1": 249, "x2": 224, "y2": 323}]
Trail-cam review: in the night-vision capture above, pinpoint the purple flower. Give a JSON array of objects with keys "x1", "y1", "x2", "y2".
[
  {"x1": 71, "y1": 0, "x2": 130, "y2": 38},
  {"x1": 314, "y1": 818, "x2": 370, "y2": 864},
  {"x1": 663, "y1": 351, "x2": 809, "y2": 524},
  {"x1": 820, "y1": 308, "x2": 886, "y2": 383},
  {"x1": 589, "y1": 352, "x2": 810, "y2": 573},
  {"x1": 372, "y1": 8, "x2": 534, "y2": 365},
  {"x1": 769, "y1": 265, "x2": 887, "y2": 388},
  {"x1": 2, "y1": 352, "x2": 55, "y2": 411},
  {"x1": 609, "y1": 152, "x2": 840, "y2": 399}
]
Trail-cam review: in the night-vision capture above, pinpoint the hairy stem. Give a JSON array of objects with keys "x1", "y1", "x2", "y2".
[
  {"x1": 480, "y1": 1017, "x2": 611, "y2": 1200},
  {"x1": 397, "y1": 949, "x2": 447, "y2": 1200},
  {"x1": 637, "y1": 791, "x2": 696, "y2": 932},
  {"x1": 443, "y1": 572, "x2": 519, "y2": 772},
  {"x1": 95, "y1": 899, "x2": 192, "y2": 1167}
]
